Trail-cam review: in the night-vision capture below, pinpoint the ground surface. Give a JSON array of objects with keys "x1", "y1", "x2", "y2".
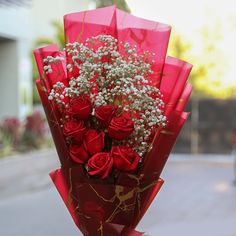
[{"x1": 0, "y1": 149, "x2": 236, "y2": 236}]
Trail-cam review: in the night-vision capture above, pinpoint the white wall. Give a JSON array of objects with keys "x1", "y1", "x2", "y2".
[
  {"x1": 30, "y1": 0, "x2": 90, "y2": 41},
  {"x1": 0, "y1": 7, "x2": 31, "y2": 40},
  {"x1": 0, "y1": 39, "x2": 19, "y2": 119},
  {"x1": 0, "y1": 0, "x2": 91, "y2": 119},
  {"x1": 0, "y1": 6, "x2": 32, "y2": 119}
]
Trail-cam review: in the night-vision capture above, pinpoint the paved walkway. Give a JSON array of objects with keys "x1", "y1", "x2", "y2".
[
  {"x1": 0, "y1": 149, "x2": 59, "y2": 199},
  {"x1": 0, "y1": 149, "x2": 236, "y2": 236}
]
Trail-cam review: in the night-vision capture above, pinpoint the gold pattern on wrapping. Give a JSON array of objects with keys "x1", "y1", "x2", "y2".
[
  {"x1": 161, "y1": 72, "x2": 173, "y2": 77},
  {"x1": 147, "y1": 144, "x2": 153, "y2": 153},
  {"x1": 39, "y1": 58, "x2": 70, "y2": 161},
  {"x1": 153, "y1": 71, "x2": 172, "y2": 78},
  {"x1": 66, "y1": 168, "x2": 73, "y2": 207},
  {"x1": 178, "y1": 98, "x2": 185, "y2": 103},
  {"x1": 89, "y1": 174, "x2": 159, "y2": 223},
  {"x1": 146, "y1": 128, "x2": 160, "y2": 154},
  {"x1": 89, "y1": 183, "x2": 135, "y2": 223},
  {"x1": 42, "y1": 50, "x2": 66, "y2": 83},
  {"x1": 41, "y1": 71, "x2": 47, "y2": 82},
  {"x1": 39, "y1": 68, "x2": 70, "y2": 164},
  {"x1": 48, "y1": 108, "x2": 62, "y2": 129},
  {"x1": 39, "y1": 81, "x2": 61, "y2": 129},
  {"x1": 77, "y1": 11, "x2": 87, "y2": 43},
  {"x1": 147, "y1": 127, "x2": 174, "y2": 156},
  {"x1": 160, "y1": 130, "x2": 174, "y2": 136},
  {"x1": 39, "y1": 83, "x2": 60, "y2": 130},
  {"x1": 126, "y1": 174, "x2": 159, "y2": 215},
  {"x1": 98, "y1": 221, "x2": 104, "y2": 236},
  {"x1": 65, "y1": 169, "x2": 163, "y2": 236},
  {"x1": 166, "y1": 102, "x2": 173, "y2": 107},
  {"x1": 37, "y1": 81, "x2": 47, "y2": 92},
  {"x1": 55, "y1": 55, "x2": 66, "y2": 76},
  {"x1": 67, "y1": 171, "x2": 91, "y2": 220}
]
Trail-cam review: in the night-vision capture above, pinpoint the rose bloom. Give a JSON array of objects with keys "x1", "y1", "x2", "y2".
[
  {"x1": 69, "y1": 143, "x2": 89, "y2": 164},
  {"x1": 108, "y1": 115, "x2": 134, "y2": 140},
  {"x1": 88, "y1": 152, "x2": 113, "y2": 179},
  {"x1": 111, "y1": 146, "x2": 140, "y2": 172},
  {"x1": 95, "y1": 105, "x2": 116, "y2": 127},
  {"x1": 67, "y1": 96, "x2": 92, "y2": 120},
  {"x1": 63, "y1": 120, "x2": 87, "y2": 142},
  {"x1": 83, "y1": 129, "x2": 105, "y2": 155}
]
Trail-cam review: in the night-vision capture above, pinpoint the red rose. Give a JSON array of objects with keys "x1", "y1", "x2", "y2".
[
  {"x1": 69, "y1": 143, "x2": 89, "y2": 164},
  {"x1": 63, "y1": 120, "x2": 87, "y2": 142},
  {"x1": 95, "y1": 105, "x2": 116, "y2": 127},
  {"x1": 108, "y1": 115, "x2": 134, "y2": 140},
  {"x1": 67, "y1": 96, "x2": 92, "y2": 120},
  {"x1": 111, "y1": 146, "x2": 140, "y2": 172},
  {"x1": 83, "y1": 129, "x2": 105, "y2": 155},
  {"x1": 88, "y1": 152, "x2": 113, "y2": 178}
]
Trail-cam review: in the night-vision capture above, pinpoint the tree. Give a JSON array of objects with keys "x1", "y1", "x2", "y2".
[
  {"x1": 95, "y1": 0, "x2": 130, "y2": 12},
  {"x1": 168, "y1": 28, "x2": 236, "y2": 99}
]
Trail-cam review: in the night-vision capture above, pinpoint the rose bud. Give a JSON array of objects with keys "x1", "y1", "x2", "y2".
[
  {"x1": 67, "y1": 96, "x2": 92, "y2": 120},
  {"x1": 83, "y1": 129, "x2": 105, "y2": 155},
  {"x1": 108, "y1": 115, "x2": 134, "y2": 140},
  {"x1": 69, "y1": 143, "x2": 89, "y2": 164},
  {"x1": 63, "y1": 120, "x2": 87, "y2": 142},
  {"x1": 111, "y1": 146, "x2": 140, "y2": 172},
  {"x1": 95, "y1": 105, "x2": 116, "y2": 127},
  {"x1": 88, "y1": 152, "x2": 113, "y2": 179}
]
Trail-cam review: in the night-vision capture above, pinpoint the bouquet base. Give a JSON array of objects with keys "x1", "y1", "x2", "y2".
[{"x1": 50, "y1": 167, "x2": 164, "y2": 236}]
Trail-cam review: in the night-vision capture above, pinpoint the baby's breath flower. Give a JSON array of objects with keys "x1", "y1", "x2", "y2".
[{"x1": 46, "y1": 34, "x2": 166, "y2": 158}]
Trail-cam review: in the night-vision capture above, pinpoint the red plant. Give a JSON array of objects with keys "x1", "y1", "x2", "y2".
[
  {"x1": 25, "y1": 111, "x2": 46, "y2": 137},
  {"x1": 1, "y1": 117, "x2": 21, "y2": 145}
]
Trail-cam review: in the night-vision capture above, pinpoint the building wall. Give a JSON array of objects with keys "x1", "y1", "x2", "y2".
[
  {"x1": 30, "y1": 0, "x2": 91, "y2": 41},
  {"x1": 0, "y1": 0, "x2": 91, "y2": 119},
  {"x1": 174, "y1": 99, "x2": 236, "y2": 154},
  {"x1": 0, "y1": 39, "x2": 19, "y2": 118},
  {"x1": 0, "y1": 6, "x2": 32, "y2": 119}
]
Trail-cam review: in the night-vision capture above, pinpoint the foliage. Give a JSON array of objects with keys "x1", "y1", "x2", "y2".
[
  {"x1": 0, "y1": 112, "x2": 52, "y2": 157},
  {"x1": 22, "y1": 111, "x2": 49, "y2": 149},
  {"x1": 168, "y1": 29, "x2": 236, "y2": 99},
  {"x1": 34, "y1": 21, "x2": 65, "y2": 50},
  {"x1": 0, "y1": 118, "x2": 22, "y2": 156},
  {"x1": 95, "y1": 0, "x2": 130, "y2": 12}
]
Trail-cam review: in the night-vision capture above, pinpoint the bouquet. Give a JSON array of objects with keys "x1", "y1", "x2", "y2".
[{"x1": 34, "y1": 6, "x2": 192, "y2": 236}]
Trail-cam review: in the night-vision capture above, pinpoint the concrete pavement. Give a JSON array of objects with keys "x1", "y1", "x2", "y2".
[
  {"x1": 0, "y1": 149, "x2": 59, "y2": 200},
  {"x1": 0, "y1": 149, "x2": 236, "y2": 236}
]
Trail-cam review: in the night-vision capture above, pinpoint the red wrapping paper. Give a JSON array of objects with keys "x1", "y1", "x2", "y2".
[
  {"x1": 115, "y1": 8, "x2": 171, "y2": 86},
  {"x1": 160, "y1": 56, "x2": 186, "y2": 105},
  {"x1": 140, "y1": 111, "x2": 190, "y2": 182},
  {"x1": 34, "y1": 45, "x2": 68, "y2": 89},
  {"x1": 176, "y1": 83, "x2": 192, "y2": 112},
  {"x1": 162, "y1": 57, "x2": 192, "y2": 118},
  {"x1": 64, "y1": 6, "x2": 171, "y2": 85},
  {"x1": 36, "y1": 79, "x2": 71, "y2": 166},
  {"x1": 34, "y1": 6, "x2": 193, "y2": 235},
  {"x1": 50, "y1": 167, "x2": 163, "y2": 236}
]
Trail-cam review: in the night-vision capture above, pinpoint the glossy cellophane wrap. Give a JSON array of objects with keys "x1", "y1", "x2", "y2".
[{"x1": 34, "y1": 6, "x2": 192, "y2": 236}]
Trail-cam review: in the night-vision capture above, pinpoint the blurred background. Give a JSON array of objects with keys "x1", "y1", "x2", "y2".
[{"x1": 0, "y1": 0, "x2": 235, "y2": 235}]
